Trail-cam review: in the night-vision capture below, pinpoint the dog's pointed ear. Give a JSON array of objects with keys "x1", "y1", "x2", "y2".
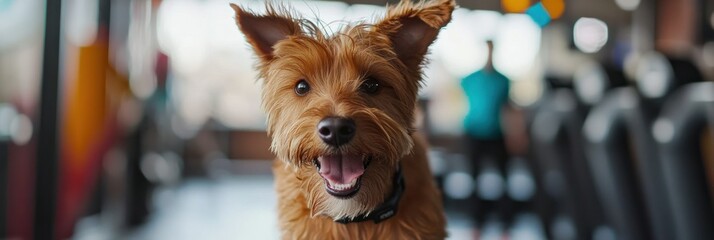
[
  {"x1": 373, "y1": 0, "x2": 455, "y2": 68},
  {"x1": 231, "y1": 3, "x2": 302, "y2": 61}
]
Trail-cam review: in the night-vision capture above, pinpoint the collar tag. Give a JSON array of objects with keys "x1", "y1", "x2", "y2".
[{"x1": 375, "y1": 209, "x2": 395, "y2": 223}]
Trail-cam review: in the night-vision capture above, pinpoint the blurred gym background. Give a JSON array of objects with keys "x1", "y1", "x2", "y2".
[{"x1": 0, "y1": 0, "x2": 713, "y2": 239}]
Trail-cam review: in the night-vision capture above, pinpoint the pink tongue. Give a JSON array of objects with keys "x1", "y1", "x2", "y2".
[{"x1": 317, "y1": 154, "x2": 365, "y2": 184}]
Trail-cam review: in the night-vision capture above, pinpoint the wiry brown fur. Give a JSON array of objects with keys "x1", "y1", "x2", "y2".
[{"x1": 231, "y1": 0, "x2": 455, "y2": 239}]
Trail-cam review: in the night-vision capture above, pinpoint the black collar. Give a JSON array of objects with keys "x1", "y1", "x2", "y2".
[{"x1": 335, "y1": 166, "x2": 405, "y2": 224}]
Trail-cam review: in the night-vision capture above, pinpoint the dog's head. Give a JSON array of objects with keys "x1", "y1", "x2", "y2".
[{"x1": 231, "y1": 0, "x2": 454, "y2": 220}]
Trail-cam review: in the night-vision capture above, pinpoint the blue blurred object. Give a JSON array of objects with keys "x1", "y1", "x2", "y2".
[
  {"x1": 526, "y1": 3, "x2": 551, "y2": 27},
  {"x1": 0, "y1": 0, "x2": 14, "y2": 11}
]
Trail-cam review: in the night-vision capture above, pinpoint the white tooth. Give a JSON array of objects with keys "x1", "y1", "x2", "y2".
[{"x1": 326, "y1": 179, "x2": 358, "y2": 191}]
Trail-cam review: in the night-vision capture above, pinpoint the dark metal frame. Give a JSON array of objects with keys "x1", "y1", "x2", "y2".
[{"x1": 34, "y1": 0, "x2": 63, "y2": 239}]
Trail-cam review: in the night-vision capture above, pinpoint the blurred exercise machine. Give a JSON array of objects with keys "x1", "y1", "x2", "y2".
[
  {"x1": 530, "y1": 66, "x2": 625, "y2": 240},
  {"x1": 583, "y1": 53, "x2": 702, "y2": 240},
  {"x1": 656, "y1": 81, "x2": 714, "y2": 240}
]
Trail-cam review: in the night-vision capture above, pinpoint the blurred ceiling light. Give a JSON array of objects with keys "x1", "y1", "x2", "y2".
[
  {"x1": 636, "y1": 51, "x2": 673, "y2": 99},
  {"x1": 574, "y1": 62, "x2": 607, "y2": 105},
  {"x1": 653, "y1": 118, "x2": 675, "y2": 143},
  {"x1": 204, "y1": 1, "x2": 252, "y2": 49},
  {"x1": 0, "y1": 104, "x2": 17, "y2": 139},
  {"x1": 508, "y1": 162, "x2": 535, "y2": 201},
  {"x1": 129, "y1": 73, "x2": 157, "y2": 100},
  {"x1": 494, "y1": 14, "x2": 542, "y2": 79},
  {"x1": 10, "y1": 114, "x2": 32, "y2": 145},
  {"x1": 501, "y1": 0, "x2": 530, "y2": 13},
  {"x1": 584, "y1": 109, "x2": 610, "y2": 143},
  {"x1": 435, "y1": 9, "x2": 501, "y2": 77},
  {"x1": 573, "y1": 17, "x2": 609, "y2": 53},
  {"x1": 443, "y1": 172, "x2": 473, "y2": 200},
  {"x1": 615, "y1": 0, "x2": 641, "y2": 11},
  {"x1": 157, "y1": 0, "x2": 209, "y2": 75},
  {"x1": 127, "y1": 0, "x2": 158, "y2": 100},
  {"x1": 66, "y1": 0, "x2": 99, "y2": 46},
  {"x1": 498, "y1": 12, "x2": 544, "y2": 108},
  {"x1": 0, "y1": 0, "x2": 41, "y2": 50},
  {"x1": 477, "y1": 168, "x2": 505, "y2": 200},
  {"x1": 510, "y1": 75, "x2": 544, "y2": 107},
  {"x1": 542, "y1": 0, "x2": 565, "y2": 19},
  {"x1": 471, "y1": 10, "x2": 503, "y2": 39}
]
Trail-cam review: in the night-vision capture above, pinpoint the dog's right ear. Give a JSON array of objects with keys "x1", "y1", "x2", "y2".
[
  {"x1": 373, "y1": 0, "x2": 455, "y2": 70},
  {"x1": 230, "y1": 3, "x2": 302, "y2": 61}
]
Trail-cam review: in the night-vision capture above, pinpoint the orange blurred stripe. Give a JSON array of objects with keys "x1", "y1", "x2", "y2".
[
  {"x1": 502, "y1": 0, "x2": 531, "y2": 13},
  {"x1": 62, "y1": 43, "x2": 108, "y2": 166},
  {"x1": 542, "y1": 0, "x2": 565, "y2": 19}
]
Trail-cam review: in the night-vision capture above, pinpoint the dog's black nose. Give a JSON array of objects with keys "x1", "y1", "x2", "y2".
[{"x1": 317, "y1": 117, "x2": 356, "y2": 147}]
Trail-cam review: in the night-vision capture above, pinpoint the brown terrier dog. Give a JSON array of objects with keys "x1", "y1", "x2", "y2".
[{"x1": 231, "y1": 0, "x2": 454, "y2": 238}]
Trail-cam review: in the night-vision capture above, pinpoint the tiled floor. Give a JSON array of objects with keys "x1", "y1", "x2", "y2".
[
  {"x1": 128, "y1": 175, "x2": 282, "y2": 240},
  {"x1": 75, "y1": 173, "x2": 545, "y2": 240},
  {"x1": 73, "y1": 174, "x2": 475, "y2": 239}
]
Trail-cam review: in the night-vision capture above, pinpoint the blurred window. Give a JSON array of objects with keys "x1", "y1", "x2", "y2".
[{"x1": 156, "y1": 0, "x2": 543, "y2": 135}]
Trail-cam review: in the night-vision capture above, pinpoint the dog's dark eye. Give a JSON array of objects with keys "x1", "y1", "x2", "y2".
[
  {"x1": 360, "y1": 78, "x2": 380, "y2": 95},
  {"x1": 295, "y1": 80, "x2": 310, "y2": 96}
]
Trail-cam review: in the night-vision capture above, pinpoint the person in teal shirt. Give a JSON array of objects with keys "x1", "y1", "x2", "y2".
[
  {"x1": 461, "y1": 40, "x2": 511, "y2": 226},
  {"x1": 462, "y1": 41, "x2": 510, "y2": 140}
]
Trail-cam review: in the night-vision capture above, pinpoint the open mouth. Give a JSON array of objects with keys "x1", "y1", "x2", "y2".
[{"x1": 314, "y1": 154, "x2": 372, "y2": 199}]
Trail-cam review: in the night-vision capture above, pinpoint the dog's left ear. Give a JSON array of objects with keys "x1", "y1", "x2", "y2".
[
  {"x1": 230, "y1": 3, "x2": 303, "y2": 62},
  {"x1": 374, "y1": 0, "x2": 455, "y2": 69}
]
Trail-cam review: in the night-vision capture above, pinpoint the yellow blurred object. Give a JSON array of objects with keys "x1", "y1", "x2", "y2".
[
  {"x1": 502, "y1": 0, "x2": 531, "y2": 13},
  {"x1": 56, "y1": 32, "x2": 134, "y2": 239},
  {"x1": 63, "y1": 42, "x2": 108, "y2": 168},
  {"x1": 542, "y1": 0, "x2": 565, "y2": 19}
]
